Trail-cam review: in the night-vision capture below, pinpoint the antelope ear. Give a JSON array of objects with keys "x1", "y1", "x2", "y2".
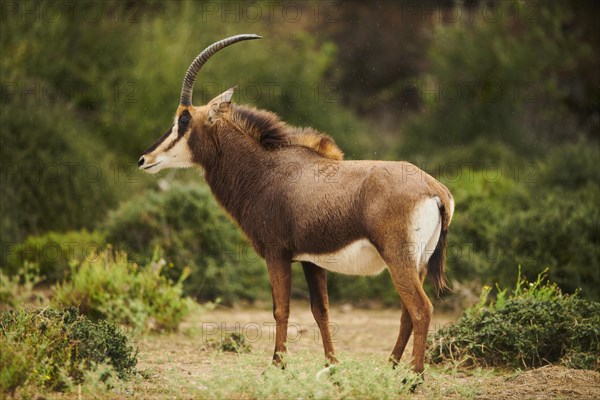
[{"x1": 208, "y1": 87, "x2": 235, "y2": 123}]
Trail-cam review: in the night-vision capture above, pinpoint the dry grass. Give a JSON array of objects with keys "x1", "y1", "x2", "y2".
[{"x1": 475, "y1": 365, "x2": 600, "y2": 400}]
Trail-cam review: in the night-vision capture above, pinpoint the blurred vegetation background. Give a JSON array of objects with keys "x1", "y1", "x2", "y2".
[{"x1": 1, "y1": 0, "x2": 599, "y2": 305}]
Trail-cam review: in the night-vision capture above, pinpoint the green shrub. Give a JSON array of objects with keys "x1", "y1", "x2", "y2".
[
  {"x1": 53, "y1": 249, "x2": 192, "y2": 332},
  {"x1": 0, "y1": 262, "x2": 43, "y2": 311},
  {"x1": 491, "y1": 187, "x2": 600, "y2": 299},
  {"x1": 440, "y1": 148, "x2": 600, "y2": 301},
  {"x1": 537, "y1": 138, "x2": 600, "y2": 190},
  {"x1": 401, "y1": 1, "x2": 590, "y2": 159},
  {"x1": 0, "y1": 1, "x2": 154, "y2": 247},
  {"x1": 0, "y1": 307, "x2": 137, "y2": 396},
  {"x1": 428, "y1": 270, "x2": 600, "y2": 370},
  {"x1": 216, "y1": 332, "x2": 252, "y2": 354},
  {"x1": 0, "y1": 101, "x2": 121, "y2": 249},
  {"x1": 0, "y1": 337, "x2": 30, "y2": 396},
  {"x1": 5, "y1": 229, "x2": 106, "y2": 283},
  {"x1": 103, "y1": 183, "x2": 269, "y2": 304}
]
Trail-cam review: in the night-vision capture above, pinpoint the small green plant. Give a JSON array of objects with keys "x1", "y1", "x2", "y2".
[
  {"x1": 0, "y1": 338, "x2": 29, "y2": 396},
  {"x1": 0, "y1": 262, "x2": 44, "y2": 311},
  {"x1": 53, "y1": 249, "x2": 192, "y2": 332},
  {"x1": 216, "y1": 332, "x2": 252, "y2": 354},
  {"x1": 428, "y1": 269, "x2": 600, "y2": 370},
  {"x1": 0, "y1": 307, "x2": 137, "y2": 396}
]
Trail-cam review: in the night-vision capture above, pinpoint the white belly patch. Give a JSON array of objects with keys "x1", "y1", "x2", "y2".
[{"x1": 294, "y1": 239, "x2": 387, "y2": 276}]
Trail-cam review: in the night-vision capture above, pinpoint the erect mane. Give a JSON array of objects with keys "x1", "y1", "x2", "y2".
[{"x1": 227, "y1": 105, "x2": 344, "y2": 160}]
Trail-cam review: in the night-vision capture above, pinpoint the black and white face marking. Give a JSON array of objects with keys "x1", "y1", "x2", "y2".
[
  {"x1": 142, "y1": 127, "x2": 173, "y2": 156},
  {"x1": 177, "y1": 110, "x2": 191, "y2": 137},
  {"x1": 138, "y1": 109, "x2": 195, "y2": 173}
]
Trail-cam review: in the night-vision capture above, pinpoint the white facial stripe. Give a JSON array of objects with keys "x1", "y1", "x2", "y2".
[
  {"x1": 142, "y1": 121, "x2": 194, "y2": 174},
  {"x1": 155, "y1": 123, "x2": 181, "y2": 153}
]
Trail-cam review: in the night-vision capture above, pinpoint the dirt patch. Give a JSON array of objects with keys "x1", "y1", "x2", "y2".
[
  {"x1": 133, "y1": 302, "x2": 599, "y2": 399},
  {"x1": 476, "y1": 365, "x2": 600, "y2": 400},
  {"x1": 188, "y1": 300, "x2": 459, "y2": 358}
]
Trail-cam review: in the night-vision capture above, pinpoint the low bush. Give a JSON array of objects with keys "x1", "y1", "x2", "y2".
[
  {"x1": 5, "y1": 229, "x2": 106, "y2": 283},
  {"x1": 428, "y1": 270, "x2": 600, "y2": 370},
  {"x1": 491, "y1": 187, "x2": 600, "y2": 299},
  {"x1": 0, "y1": 307, "x2": 137, "y2": 396},
  {"x1": 53, "y1": 249, "x2": 192, "y2": 332},
  {"x1": 0, "y1": 262, "x2": 44, "y2": 311},
  {"x1": 216, "y1": 332, "x2": 252, "y2": 354},
  {"x1": 103, "y1": 183, "x2": 269, "y2": 304},
  {"x1": 537, "y1": 138, "x2": 600, "y2": 191}
]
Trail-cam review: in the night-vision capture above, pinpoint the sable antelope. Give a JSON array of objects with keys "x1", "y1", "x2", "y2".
[{"x1": 138, "y1": 34, "x2": 454, "y2": 375}]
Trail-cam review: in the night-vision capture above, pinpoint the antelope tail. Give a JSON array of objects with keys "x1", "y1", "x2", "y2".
[{"x1": 428, "y1": 195, "x2": 454, "y2": 295}]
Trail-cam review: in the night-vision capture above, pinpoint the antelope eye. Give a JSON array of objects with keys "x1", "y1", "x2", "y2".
[
  {"x1": 177, "y1": 111, "x2": 192, "y2": 136},
  {"x1": 179, "y1": 114, "x2": 190, "y2": 125}
]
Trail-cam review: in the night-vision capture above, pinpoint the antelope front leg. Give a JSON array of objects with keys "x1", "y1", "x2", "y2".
[{"x1": 266, "y1": 256, "x2": 292, "y2": 367}]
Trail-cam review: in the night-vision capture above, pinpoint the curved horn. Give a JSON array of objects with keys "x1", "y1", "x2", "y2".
[{"x1": 179, "y1": 34, "x2": 262, "y2": 106}]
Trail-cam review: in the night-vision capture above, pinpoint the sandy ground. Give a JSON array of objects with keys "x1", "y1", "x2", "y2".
[
  {"x1": 182, "y1": 301, "x2": 459, "y2": 357},
  {"x1": 136, "y1": 301, "x2": 600, "y2": 399}
]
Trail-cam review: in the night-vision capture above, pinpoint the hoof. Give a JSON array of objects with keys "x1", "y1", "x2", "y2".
[{"x1": 272, "y1": 354, "x2": 286, "y2": 370}]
